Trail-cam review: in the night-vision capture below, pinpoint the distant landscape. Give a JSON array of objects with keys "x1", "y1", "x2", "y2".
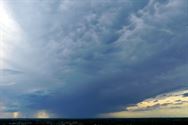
[{"x1": 0, "y1": 118, "x2": 188, "y2": 125}]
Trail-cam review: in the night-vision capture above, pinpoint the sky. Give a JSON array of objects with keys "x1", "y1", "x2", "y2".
[{"x1": 0, "y1": 0, "x2": 187, "y2": 118}]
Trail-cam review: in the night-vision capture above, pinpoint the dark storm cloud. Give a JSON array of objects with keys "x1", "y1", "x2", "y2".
[{"x1": 0, "y1": 0, "x2": 187, "y2": 118}]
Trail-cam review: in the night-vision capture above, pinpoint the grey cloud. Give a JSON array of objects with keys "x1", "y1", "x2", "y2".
[
  {"x1": 0, "y1": 0, "x2": 187, "y2": 117},
  {"x1": 183, "y1": 93, "x2": 188, "y2": 97}
]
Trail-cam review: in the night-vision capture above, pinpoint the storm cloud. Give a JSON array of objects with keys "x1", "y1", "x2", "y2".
[{"x1": 0, "y1": 0, "x2": 187, "y2": 118}]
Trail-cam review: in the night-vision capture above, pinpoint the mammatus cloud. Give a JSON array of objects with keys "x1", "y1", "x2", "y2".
[
  {"x1": 101, "y1": 89, "x2": 188, "y2": 118},
  {"x1": 0, "y1": 0, "x2": 187, "y2": 117}
]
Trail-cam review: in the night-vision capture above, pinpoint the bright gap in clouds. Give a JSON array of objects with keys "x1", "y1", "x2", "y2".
[
  {"x1": 0, "y1": 0, "x2": 23, "y2": 86},
  {"x1": 0, "y1": 0, "x2": 7, "y2": 70},
  {"x1": 34, "y1": 110, "x2": 50, "y2": 118},
  {"x1": 0, "y1": 0, "x2": 16, "y2": 69},
  {"x1": 102, "y1": 89, "x2": 188, "y2": 118}
]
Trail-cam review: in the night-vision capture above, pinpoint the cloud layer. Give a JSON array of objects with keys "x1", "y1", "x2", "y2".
[
  {"x1": 102, "y1": 89, "x2": 188, "y2": 118},
  {"x1": 0, "y1": 0, "x2": 187, "y2": 117}
]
